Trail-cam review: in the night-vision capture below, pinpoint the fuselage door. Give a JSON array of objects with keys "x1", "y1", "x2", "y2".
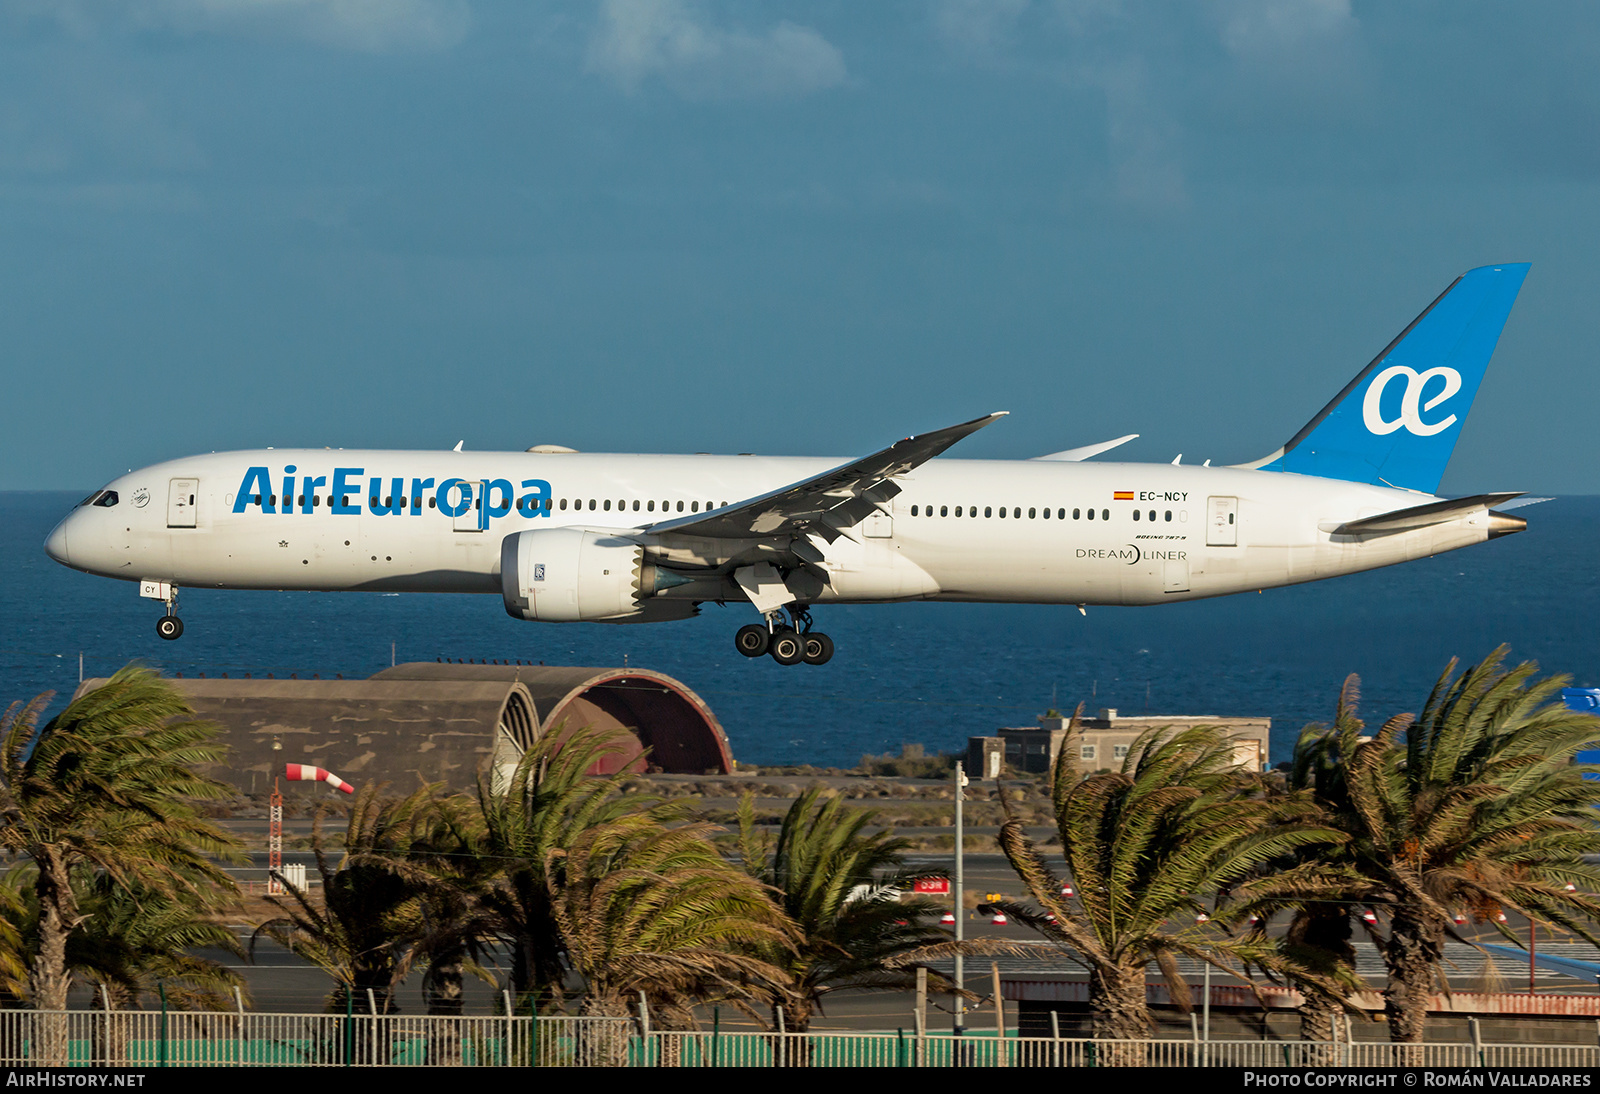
[
  {"x1": 453, "y1": 481, "x2": 488, "y2": 533},
  {"x1": 167, "y1": 478, "x2": 198, "y2": 528},
  {"x1": 1206, "y1": 496, "x2": 1238, "y2": 547}
]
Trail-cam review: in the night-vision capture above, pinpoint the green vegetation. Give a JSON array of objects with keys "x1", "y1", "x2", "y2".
[
  {"x1": 0, "y1": 667, "x2": 242, "y2": 1063},
  {"x1": 251, "y1": 782, "x2": 438, "y2": 1014},
  {"x1": 856, "y1": 744, "x2": 958, "y2": 779},
  {"x1": 6, "y1": 650, "x2": 1600, "y2": 1055},
  {"x1": 738, "y1": 786, "x2": 951, "y2": 1032},
  {"x1": 988, "y1": 716, "x2": 1340, "y2": 1044},
  {"x1": 0, "y1": 668, "x2": 241, "y2": 1012},
  {"x1": 1234, "y1": 649, "x2": 1600, "y2": 1044}
]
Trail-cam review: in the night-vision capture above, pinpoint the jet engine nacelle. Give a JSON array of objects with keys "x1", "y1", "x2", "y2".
[
  {"x1": 500, "y1": 527, "x2": 645, "y2": 622},
  {"x1": 501, "y1": 527, "x2": 698, "y2": 623}
]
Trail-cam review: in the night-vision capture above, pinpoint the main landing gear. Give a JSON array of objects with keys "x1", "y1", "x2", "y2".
[{"x1": 734, "y1": 606, "x2": 833, "y2": 667}]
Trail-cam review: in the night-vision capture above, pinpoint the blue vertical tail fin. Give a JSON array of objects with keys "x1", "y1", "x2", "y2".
[{"x1": 1247, "y1": 263, "x2": 1529, "y2": 494}]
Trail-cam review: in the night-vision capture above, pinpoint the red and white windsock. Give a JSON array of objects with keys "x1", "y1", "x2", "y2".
[{"x1": 285, "y1": 763, "x2": 354, "y2": 794}]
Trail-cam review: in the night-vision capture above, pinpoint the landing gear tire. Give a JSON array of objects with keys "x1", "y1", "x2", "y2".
[
  {"x1": 802, "y1": 632, "x2": 834, "y2": 666},
  {"x1": 770, "y1": 630, "x2": 804, "y2": 666},
  {"x1": 156, "y1": 616, "x2": 184, "y2": 641},
  {"x1": 735, "y1": 624, "x2": 770, "y2": 658}
]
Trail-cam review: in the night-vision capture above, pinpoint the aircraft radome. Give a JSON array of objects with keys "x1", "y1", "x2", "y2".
[{"x1": 46, "y1": 264, "x2": 1534, "y2": 666}]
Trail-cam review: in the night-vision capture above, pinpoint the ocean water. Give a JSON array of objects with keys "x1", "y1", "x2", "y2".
[{"x1": 4, "y1": 490, "x2": 1597, "y2": 768}]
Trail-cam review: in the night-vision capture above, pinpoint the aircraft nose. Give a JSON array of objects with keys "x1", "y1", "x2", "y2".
[{"x1": 44, "y1": 520, "x2": 71, "y2": 566}]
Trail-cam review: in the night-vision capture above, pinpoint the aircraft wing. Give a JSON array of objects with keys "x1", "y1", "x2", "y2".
[{"x1": 647, "y1": 412, "x2": 1007, "y2": 541}]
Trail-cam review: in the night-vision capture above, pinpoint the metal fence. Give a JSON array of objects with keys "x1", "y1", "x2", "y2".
[{"x1": 0, "y1": 1009, "x2": 1597, "y2": 1067}]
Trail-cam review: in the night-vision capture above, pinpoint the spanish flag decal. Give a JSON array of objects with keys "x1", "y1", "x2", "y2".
[{"x1": 1113, "y1": 491, "x2": 1134, "y2": 501}]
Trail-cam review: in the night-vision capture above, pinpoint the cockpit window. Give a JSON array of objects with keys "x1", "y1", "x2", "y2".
[
  {"x1": 92, "y1": 491, "x2": 119, "y2": 508},
  {"x1": 78, "y1": 491, "x2": 102, "y2": 507}
]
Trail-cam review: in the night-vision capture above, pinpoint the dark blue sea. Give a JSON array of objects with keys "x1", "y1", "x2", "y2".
[{"x1": 4, "y1": 491, "x2": 1596, "y2": 768}]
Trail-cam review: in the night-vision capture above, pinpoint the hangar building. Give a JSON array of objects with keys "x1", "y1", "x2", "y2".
[{"x1": 72, "y1": 662, "x2": 733, "y2": 798}]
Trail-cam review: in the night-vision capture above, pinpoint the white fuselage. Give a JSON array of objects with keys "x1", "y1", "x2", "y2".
[{"x1": 46, "y1": 449, "x2": 1502, "y2": 611}]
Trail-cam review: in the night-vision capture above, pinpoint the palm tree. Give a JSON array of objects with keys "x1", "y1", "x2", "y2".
[
  {"x1": 546, "y1": 811, "x2": 793, "y2": 1062},
  {"x1": 1221, "y1": 681, "x2": 1378, "y2": 1045},
  {"x1": 471, "y1": 725, "x2": 659, "y2": 1003},
  {"x1": 252, "y1": 782, "x2": 437, "y2": 1015},
  {"x1": 0, "y1": 869, "x2": 31, "y2": 1006},
  {"x1": 989, "y1": 721, "x2": 1340, "y2": 1045},
  {"x1": 1274, "y1": 650, "x2": 1600, "y2": 1045},
  {"x1": 0, "y1": 668, "x2": 241, "y2": 1022},
  {"x1": 71, "y1": 872, "x2": 247, "y2": 1012},
  {"x1": 738, "y1": 786, "x2": 951, "y2": 1034},
  {"x1": 395, "y1": 789, "x2": 495, "y2": 1018}
]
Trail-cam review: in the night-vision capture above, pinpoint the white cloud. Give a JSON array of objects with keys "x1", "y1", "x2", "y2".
[
  {"x1": 587, "y1": 0, "x2": 846, "y2": 100},
  {"x1": 14, "y1": 0, "x2": 472, "y2": 53}
]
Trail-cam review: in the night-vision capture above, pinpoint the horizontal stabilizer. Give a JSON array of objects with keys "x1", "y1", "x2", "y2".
[
  {"x1": 1322, "y1": 492, "x2": 1523, "y2": 536},
  {"x1": 1495, "y1": 495, "x2": 1554, "y2": 511},
  {"x1": 1032, "y1": 434, "x2": 1139, "y2": 462}
]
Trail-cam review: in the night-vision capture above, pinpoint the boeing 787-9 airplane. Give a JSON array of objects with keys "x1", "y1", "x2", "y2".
[{"x1": 46, "y1": 264, "x2": 1532, "y2": 666}]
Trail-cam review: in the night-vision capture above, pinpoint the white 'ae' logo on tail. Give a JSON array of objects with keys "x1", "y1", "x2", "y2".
[{"x1": 1361, "y1": 365, "x2": 1463, "y2": 437}]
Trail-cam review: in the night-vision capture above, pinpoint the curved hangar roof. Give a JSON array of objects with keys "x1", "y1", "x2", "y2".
[
  {"x1": 73, "y1": 662, "x2": 732, "y2": 796},
  {"x1": 371, "y1": 663, "x2": 732, "y2": 776}
]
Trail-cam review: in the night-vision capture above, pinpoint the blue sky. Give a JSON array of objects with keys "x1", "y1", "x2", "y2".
[{"x1": 5, "y1": 1, "x2": 1599, "y2": 493}]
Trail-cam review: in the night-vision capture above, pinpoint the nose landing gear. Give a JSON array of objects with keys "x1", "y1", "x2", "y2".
[
  {"x1": 733, "y1": 606, "x2": 832, "y2": 666},
  {"x1": 140, "y1": 580, "x2": 185, "y2": 641}
]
